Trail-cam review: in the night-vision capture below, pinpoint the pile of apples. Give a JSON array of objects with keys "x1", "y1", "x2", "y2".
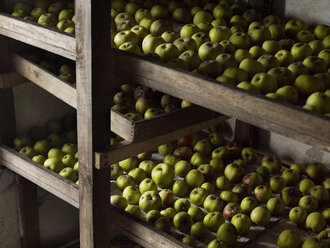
[
  {"x1": 110, "y1": 126, "x2": 330, "y2": 248},
  {"x1": 112, "y1": 83, "x2": 193, "y2": 122},
  {"x1": 110, "y1": 0, "x2": 330, "y2": 116},
  {"x1": 11, "y1": 0, "x2": 75, "y2": 34},
  {"x1": 13, "y1": 114, "x2": 79, "y2": 184}
]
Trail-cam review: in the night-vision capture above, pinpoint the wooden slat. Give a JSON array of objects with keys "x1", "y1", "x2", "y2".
[
  {"x1": 0, "y1": 145, "x2": 79, "y2": 208},
  {"x1": 0, "y1": 71, "x2": 26, "y2": 88},
  {"x1": 96, "y1": 115, "x2": 228, "y2": 168},
  {"x1": 0, "y1": 13, "x2": 76, "y2": 60},
  {"x1": 110, "y1": 206, "x2": 190, "y2": 248},
  {"x1": 75, "y1": 0, "x2": 112, "y2": 247},
  {"x1": 10, "y1": 53, "x2": 77, "y2": 108},
  {"x1": 110, "y1": 50, "x2": 330, "y2": 152},
  {"x1": 112, "y1": 106, "x2": 221, "y2": 143}
]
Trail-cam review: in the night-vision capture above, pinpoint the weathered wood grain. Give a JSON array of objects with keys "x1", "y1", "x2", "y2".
[
  {"x1": 110, "y1": 50, "x2": 330, "y2": 152},
  {"x1": 0, "y1": 13, "x2": 76, "y2": 60},
  {"x1": 96, "y1": 115, "x2": 228, "y2": 168},
  {"x1": 0, "y1": 146, "x2": 79, "y2": 208},
  {"x1": 10, "y1": 53, "x2": 77, "y2": 108}
]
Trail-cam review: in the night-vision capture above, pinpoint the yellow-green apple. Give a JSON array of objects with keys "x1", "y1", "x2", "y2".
[
  {"x1": 296, "y1": 30, "x2": 315, "y2": 43},
  {"x1": 193, "y1": 139, "x2": 212, "y2": 155},
  {"x1": 295, "y1": 75, "x2": 325, "y2": 98},
  {"x1": 303, "y1": 56, "x2": 327, "y2": 74},
  {"x1": 190, "y1": 187, "x2": 208, "y2": 206},
  {"x1": 172, "y1": 180, "x2": 189, "y2": 197},
  {"x1": 291, "y1": 42, "x2": 313, "y2": 61},
  {"x1": 58, "y1": 9, "x2": 74, "y2": 22},
  {"x1": 256, "y1": 165, "x2": 271, "y2": 181},
  {"x1": 33, "y1": 140, "x2": 50, "y2": 155},
  {"x1": 150, "y1": 19, "x2": 172, "y2": 36},
  {"x1": 289, "y1": 206, "x2": 307, "y2": 224},
  {"x1": 323, "y1": 178, "x2": 330, "y2": 191},
  {"x1": 231, "y1": 213, "x2": 251, "y2": 234},
  {"x1": 111, "y1": 195, "x2": 128, "y2": 209},
  {"x1": 174, "y1": 160, "x2": 191, "y2": 177},
  {"x1": 209, "y1": 26, "x2": 232, "y2": 43},
  {"x1": 182, "y1": 236, "x2": 196, "y2": 247},
  {"x1": 114, "y1": 30, "x2": 139, "y2": 47},
  {"x1": 208, "y1": 132, "x2": 225, "y2": 147},
  {"x1": 32, "y1": 155, "x2": 46, "y2": 165},
  {"x1": 212, "y1": 146, "x2": 231, "y2": 161},
  {"x1": 234, "y1": 49, "x2": 253, "y2": 62},
  {"x1": 274, "y1": 50, "x2": 294, "y2": 67},
  {"x1": 190, "y1": 152, "x2": 207, "y2": 167},
  {"x1": 135, "y1": 9, "x2": 152, "y2": 23},
  {"x1": 224, "y1": 163, "x2": 245, "y2": 183},
  {"x1": 128, "y1": 167, "x2": 146, "y2": 184},
  {"x1": 282, "y1": 168, "x2": 300, "y2": 186},
  {"x1": 146, "y1": 209, "x2": 161, "y2": 224},
  {"x1": 219, "y1": 40, "x2": 235, "y2": 54},
  {"x1": 187, "y1": 206, "x2": 204, "y2": 222},
  {"x1": 314, "y1": 24, "x2": 330, "y2": 40},
  {"x1": 131, "y1": 25, "x2": 149, "y2": 42},
  {"x1": 322, "y1": 208, "x2": 330, "y2": 224},
  {"x1": 277, "y1": 229, "x2": 303, "y2": 248},
  {"x1": 216, "y1": 176, "x2": 230, "y2": 190},
  {"x1": 269, "y1": 175, "x2": 287, "y2": 193},
  {"x1": 191, "y1": 32, "x2": 211, "y2": 49},
  {"x1": 250, "y1": 72, "x2": 278, "y2": 94},
  {"x1": 37, "y1": 13, "x2": 58, "y2": 27},
  {"x1": 119, "y1": 41, "x2": 141, "y2": 55},
  {"x1": 281, "y1": 186, "x2": 301, "y2": 206},
  {"x1": 268, "y1": 23, "x2": 285, "y2": 40},
  {"x1": 125, "y1": 2, "x2": 141, "y2": 16},
  {"x1": 220, "y1": 190, "x2": 238, "y2": 204},
  {"x1": 323, "y1": 34, "x2": 330, "y2": 48},
  {"x1": 299, "y1": 195, "x2": 318, "y2": 213},
  {"x1": 198, "y1": 164, "x2": 214, "y2": 180},
  {"x1": 110, "y1": 163, "x2": 123, "y2": 180},
  {"x1": 249, "y1": 25, "x2": 271, "y2": 45},
  {"x1": 263, "y1": 15, "x2": 281, "y2": 26},
  {"x1": 299, "y1": 178, "x2": 315, "y2": 195},
  {"x1": 216, "y1": 223, "x2": 238, "y2": 246},
  {"x1": 139, "y1": 191, "x2": 162, "y2": 212},
  {"x1": 201, "y1": 182, "x2": 215, "y2": 194},
  {"x1": 306, "y1": 212, "x2": 326, "y2": 233},
  {"x1": 267, "y1": 197, "x2": 285, "y2": 216},
  {"x1": 315, "y1": 73, "x2": 330, "y2": 89},
  {"x1": 257, "y1": 54, "x2": 280, "y2": 71},
  {"x1": 262, "y1": 40, "x2": 282, "y2": 55},
  {"x1": 310, "y1": 185, "x2": 329, "y2": 205},
  {"x1": 155, "y1": 43, "x2": 179, "y2": 62},
  {"x1": 173, "y1": 37, "x2": 197, "y2": 53},
  {"x1": 190, "y1": 222, "x2": 208, "y2": 240},
  {"x1": 249, "y1": 46, "x2": 267, "y2": 59},
  {"x1": 34, "y1": 0, "x2": 50, "y2": 10},
  {"x1": 167, "y1": 58, "x2": 189, "y2": 70},
  {"x1": 144, "y1": 108, "x2": 163, "y2": 119},
  {"x1": 185, "y1": 169, "x2": 205, "y2": 188},
  {"x1": 57, "y1": 20, "x2": 75, "y2": 32},
  {"x1": 306, "y1": 162, "x2": 328, "y2": 184},
  {"x1": 285, "y1": 18, "x2": 308, "y2": 38},
  {"x1": 139, "y1": 178, "x2": 157, "y2": 193},
  {"x1": 309, "y1": 40, "x2": 324, "y2": 55},
  {"x1": 174, "y1": 198, "x2": 191, "y2": 212},
  {"x1": 211, "y1": 18, "x2": 227, "y2": 28},
  {"x1": 254, "y1": 185, "x2": 272, "y2": 203},
  {"x1": 250, "y1": 206, "x2": 271, "y2": 226},
  {"x1": 198, "y1": 42, "x2": 224, "y2": 61},
  {"x1": 168, "y1": 1, "x2": 185, "y2": 12},
  {"x1": 306, "y1": 91, "x2": 330, "y2": 113},
  {"x1": 119, "y1": 156, "x2": 139, "y2": 172},
  {"x1": 229, "y1": 15, "x2": 248, "y2": 29},
  {"x1": 193, "y1": 10, "x2": 213, "y2": 25},
  {"x1": 150, "y1": 4, "x2": 169, "y2": 19},
  {"x1": 288, "y1": 61, "x2": 309, "y2": 78},
  {"x1": 173, "y1": 211, "x2": 192, "y2": 232},
  {"x1": 30, "y1": 7, "x2": 47, "y2": 21},
  {"x1": 151, "y1": 163, "x2": 174, "y2": 188},
  {"x1": 44, "y1": 157, "x2": 65, "y2": 173},
  {"x1": 216, "y1": 53, "x2": 239, "y2": 69},
  {"x1": 213, "y1": 5, "x2": 233, "y2": 20},
  {"x1": 180, "y1": 24, "x2": 200, "y2": 38},
  {"x1": 261, "y1": 154, "x2": 282, "y2": 174},
  {"x1": 125, "y1": 204, "x2": 142, "y2": 218},
  {"x1": 142, "y1": 34, "x2": 165, "y2": 53},
  {"x1": 138, "y1": 160, "x2": 154, "y2": 177},
  {"x1": 229, "y1": 32, "x2": 250, "y2": 49},
  {"x1": 239, "y1": 58, "x2": 265, "y2": 78},
  {"x1": 159, "y1": 189, "x2": 174, "y2": 207},
  {"x1": 173, "y1": 8, "x2": 192, "y2": 23},
  {"x1": 203, "y1": 211, "x2": 225, "y2": 232},
  {"x1": 198, "y1": 60, "x2": 223, "y2": 78},
  {"x1": 122, "y1": 185, "x2": 141, "y2": 205},
  {"x1": 240, "y1": 196, "x2": 258, "y2": 214},
  {"x1": 114, "y1": 12, "x2": 134, "y2": 25},
  {"x1": 14, "y1": 136, "x2": 32, "y2": 151},
  {"x1": 161, "y1": 31, "x2": 178, "y2": 43},
  {"x1": 161, "y1": 207, "x2": 176, "y2": 220},
  {"x1": 204, "y1": 194, "x2": 224, "y2": 212},
  {"x1": 62, "y1": 154, "x2": 76, "y2": 168},
  {"x1": 157, "y1": 143, "x2": 173, "y2": 157}
]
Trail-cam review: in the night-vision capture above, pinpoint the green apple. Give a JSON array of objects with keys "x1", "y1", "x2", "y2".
[
  {"x1": 201, "y1": 182, "x2": 215, "y2": 194},
  {"x1": 130, "y1": 24, "x2": 149, "y2": 42},
  {"x1": 212, "y1": 146, "x2": 231, "y2": 161},
  {"x1": 262, "y1": 40, "x2": 282, "y2": 55},
  {"x1": 322, "y1": 208, "x2": 330, "y2": 224},
  {"x1": 189, "y1": 187, "x2": 208, "y2": 206},
  {"x1": 285, "y1": 18, "x2": 308, "y2": 38},
  {"x1": 306, "y1": 212, "x2": 326, "y2": 233},
  {"x1": 139, "y1": 191, "x2": 162, "y2": 212},
  {"x1": 288, "y1": 61, "x2": 309, "y2": 78},
  {"x1": 128, "y1": 168, "x2": 146, "y2": 184},
  {"x1": 37, "y1": 12, "x2": 58, "y2": 28},
  {"x1": 172, "y1": 180, "x2": 189, "y2": 197},
  {"x1": 309, "y1": 40, "x2": 324, "y2": 55},
  {"x1": 48, "y1": 148, "x2": 65, "y2": 159},
  {"x1": 310, "y1": 185, "x2": 329, "y2": 205},
  {"x1": 114, "y1": 30, "x2": 139, "y2": 47},
  {"x1": 139, "y1": 160, "x2": 155, "y2": 177},
  {"x1": 239, "y1": 58, "x2": 265, "y2": 78},
  {"x1": 229, "y1": 15, "x2": 248, "y2": 30},
  {"x1": 295, "y1": 75, "x2": 325, "y2": 98},
  {"x1": 119, "y1": 156, "x2": 139, "y2": 172},
  {"x1": 191, "y1": 32, "x2": 210, "y2": 49},
  {"x1": 157, "y1": 143, "x2": 173, "y2": 157},
  {"x1": 267, "y1": 197, "x2": 285, "y2": 216},
  {"x1": 155, "y1": 43, "x2": 179, "y2": 62},
  {"x1": 229, "y1": 32, "x2": 250, "y2": 49},
  {"x1": 190, "y1": 222, "x2": 208, "y2": 240},
  {"x1": 269, "y1": 175, "x2": 287, "y2": 193},
  {"x1": 220, "y1": 191, "x2": 238, "y2": 204},
  {"x1": 240, "y1": 196, "x2": 258, "y2": 214},
  {"x1": 173, "y1": 38, "x2": 197, "y2": 53},
  {"x1": 159, "y1": 189, "x2": 174, "y2": 207},
  {"x1": 251, "y1": 72, "x2": 278, "y2": 94},
  {"x1": 281, "y1": 186, "x2": 301, "y2": 206},
  {"x1": 299, "y1": 178, "x2": 315, "y2": 195},
  {"x1": 213, "y1": 4, "x2": 233, "y2": 20},
  {"x1": 125, "y1": 205, "x2": 142, "y2": 218},
  {"x1": 299, "y1": 195, "x2": 318, "y2": 213},
  {"x1": 198, "y1": 42, "x2": 224, "y2": 61},
  {"x1": 263, "y1": 15, "x2": 281, "y2": 26},
  {"x1": 161, "y1": 207, "x2": 176, "y2": 220},
  {"x1": 220, "y1": 40, "x2": 235, "y2": 54},
  {"x1": 58, "y1": 9, "x2": 74, "y2": 21},
  {"x1": 274, "y1": 50, "x2": 294, "y2": 67},
  {"x1": 193, "y1": 10, "x2": 213, "y2": 25},
  {"x1": 174, "y1": 160, "x2": 191, "y2": 177},
  {"x1": 323, "y1": 178, "x2": 330, "y2": 191},
  {"x1": 150, "y1": 4, "x2": 168, "y2": 19},
  {"x1": 173, "y1": 211, "x2": 192, "y2": 233},
  {"x1": 57, "y1": 20, "x2": 75, "y2": 32},
  {"x1": 150, "y1": 19, "x2": 172, "y2": 36},
  {"x1": 151, "y1": 163, "x2": 174, "y2": 188},
  {"x1": 216, "y1": 176, "x2": 230, "y2": 190},
  {"x1": 48, "y1": 2, "x2": 66, "y2": 16},
  {"x1": 32, "y1": 155, "x2": 46, "y2": 165},
  {"x1": 44, "y1": 157, "x2": 65, "y2": 173},
  {"x1": 187, "y1": 206, "x2": 204, "y2": 222},
  {"x1": 142, "y1": 34, "x2": 165, "y2": 54},
  {"x1": 314, "y1": 24, "x2": 330, "y2": 40},
  {"x1": 291, "y1": 42, "x2": 313, "y2": 61},
  {"x1": 122, "y1": 185, "x2": 141, "y2": 205},
  {"x1": 234, "y1": 49, "x2": 253, "y2": 63},
  {"x1": 62, "y1": 154, "x2": 77, "y2": 168},
  {"x1": 204, "y1": 194, "x2": 224, "y2": 212},
  {"x1": 224, "y1": 163, "x2": 245, "y2": 183},
  {"x1": 304, "y1": 56, "x2": 328, "y2": 75},
  {"x1": 13, "y1": 2, "x2": 32, "y2": 14},
  {"x1": 116, "y1": 175, "x2": 136, "y2": 191},
  {"x1": 217, "y1": 223, "x2": 237, "y2": 246},
  {"x1": 277, "y1": 229, "x2": 303, "y2": 248},
  {"x1": 261, "y1": 154, "x2": 282, "y2": 174},
  {"x1": 282, "y1": 168, "x2": 300, "y2": 185},
  {"x1": 111, "y1": 195, "x2": 128, "y2": 210},
  {"x1": 110, "y1": 163, "x2": 123, "y2": 180},
  {"x1": 163, "y1": 154, "x2": 180, "y2": 167},
  {"x1": 248, "y1": 25, "x2": 271, "y2": 45},
  {"x1": 174, "y1": 198, "x2": 191, "y2": 212},
  {"x1": 323, "y1": 35, "x2": 330, "y2": 49},
  {"x1": 203, "y1": 211, "x2": 225, "y2": 232},
  {"x1": 254, "y1": 185, "x2": 272, "y2": 203},
  {"x1": 115, "y1": 12, "x2": 134, "y2": 25},
  {"x1": 30, "y1": 7, "x2": 47, "y2": 21},
  {"x1": 306, "y1": 162, "x2": 327, "y2": 184},
  {"x1": 135, "y1": 9, "x2": 152, "y2": 23},
  {"x1": 14, "y1": 136, "x2": 32, "y2": 151},
  {"x1": 182, "y1": 236, "x2": 197, "y2": 247},
  {"x1": 302, "y1": 237, "x2": 327, "y2": 248},
  {"x1": 231, "y1": 213, "x2": 251, "y2": 234},
  {"x1": 34, "y1": 0, "x2": 51, "y2": 10},
  {"x1": 161, "y1": 31, "x2": 178, "y2": 43},
  {"x1": 173, "y1": 8, "x2": 192, "y2": 23},
  {"x1": 197, "y1": 60, "x2": 223, "y2": 78},
  {"x1": 145, "y1": 209, "x2": 161, "y2": 224},
  {"x1": 178, "y1": 50, "x2": 201, "y2": 71},
  {"x1": 249, "y1": 46, "x2": 267, "y2": 59},
  {"x1": 296, "y1": 30, "x2": 315, "y2": 43},
  {"x1": 207, "y1": 239, "x2": 227, "y2": 248},
  {"x1": 256, "y1": 165, "x2": 271, "y2": 181},
  {"x1": 268, "y1": 23, "x2": 285, "y2": 40},
  {"x1": 139, "y1": 178, "x2": 157, "y2": 193},
  {"x1": 216, "y1": 53, "x2": 239, "y2": 69},
  {"x1": 180, "y1": 24, "x2": 200, "y2": 38},
  {"x1": 250, "y1": 206, "x2": 271, "y2": 226},
  {"x1": 209, "y1": 26, "x2": 231, "y2": 43},
  {"x1": 289, "y1": 206, "x2": 307, "y2": 225},
  {"x1": 34, "y1": 140, "x2": 50, "y2": 155},
  {"x1": 185, "y1": 169, "x2": 204, "y2": 188}
]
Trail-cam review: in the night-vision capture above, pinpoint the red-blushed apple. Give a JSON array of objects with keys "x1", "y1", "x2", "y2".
[
  {"x1": 223, "y1": 202, "x2": 241, "y2": 221},
  {"x1": 242, "y1": 172, "x2": 263, "y2": 189},
  {"x1": 173, "y1": 146, "x2": 193, "y2": 160},
  {"x1": 159, "y1": 189, "x2": 174, "y2": 207}
]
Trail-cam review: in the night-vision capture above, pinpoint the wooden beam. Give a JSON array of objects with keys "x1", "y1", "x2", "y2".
[
  {"x1": 0, "y1": 146, "x2": 79, "y2": 208},
  {"x1": 0, "y1": 72, "x2": 26, "y2": 89},
  {"x1": 96, "y1": 115, "x2": 228, "y2": 168},
  {"x1": 75, "y1": 0, "x2": 112, "y2": 247},
  {"x1": 110, "y1": 206, "x2": 190, "y2": 248},
  {"x1": 110, "y1": 50, "x2": 330, "y2": 152},
  {"x1": 10, "y1": 53, "x2": 77, "y2": 108},
  {"x1": 0, "y1": 13, "x2": 76, "y2": 60}
]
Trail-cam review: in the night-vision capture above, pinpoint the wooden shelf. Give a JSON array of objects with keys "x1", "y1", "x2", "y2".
[
  {"x1": 112, "y1": 105, "x2": 221, "y2": 143},
  {"x1": 0, "y1": 145, "x2": 79, "y2": 208},
  {"x1": 110, "y1": 49, "x2": 330, "y2": 152},
  {"x1": 95, "y1": 114, "x2": 228, "y2": 168},
  {"x1": 0, "y1": 13, "x2": 76, "y2": 60},
  {"x1": 110, "y1": 206, "x2": 190, "y2": 248}
]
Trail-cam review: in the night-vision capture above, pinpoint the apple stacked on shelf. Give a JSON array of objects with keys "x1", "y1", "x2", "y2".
[
  {"x1": 11, "y1": 0, "x2": 75, "y2": 34},
  {"x1": 110, "y1": 122, "x2": 330, "y2": 248},
  {"x1": 13, "y1": 114, "x2": 79, "y2": 184}
]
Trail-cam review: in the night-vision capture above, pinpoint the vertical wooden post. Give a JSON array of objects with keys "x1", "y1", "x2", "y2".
[
  {"x1": 0, "y1": 36, "x2": 40, "y2": 248},
  {"x1": 75, "y1": 1, "x2": 112, "y2": 247},
  {"x1": 235, "y1": 120, "x2": 259, "y2": 148}
]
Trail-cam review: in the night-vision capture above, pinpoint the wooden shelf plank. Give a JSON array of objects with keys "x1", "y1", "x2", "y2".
[
  {"x1": 110, "y1": 206, "x2": 190, "y2": 248},
  {"x1": 111, "y1": 105, "x2": 221, "y2": 143},
  {"x1": 0, "y1": 13, "x2": 76, "y2": 60},
  {"x1": 0, "y1": 145, "x2": 79, "y2": 208},
  {"x1": 0, "y1": 71, "x2": 26, "y2": 88},
  {"x1": 10, "y1": 52, "x2": 77, "y2": 109},
  {"x1": 110, "y1": 49, "x2": 330, "y2": 152},
  {"x1": 95, "y1": 115, "x2": 228, "y2": 168}
]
